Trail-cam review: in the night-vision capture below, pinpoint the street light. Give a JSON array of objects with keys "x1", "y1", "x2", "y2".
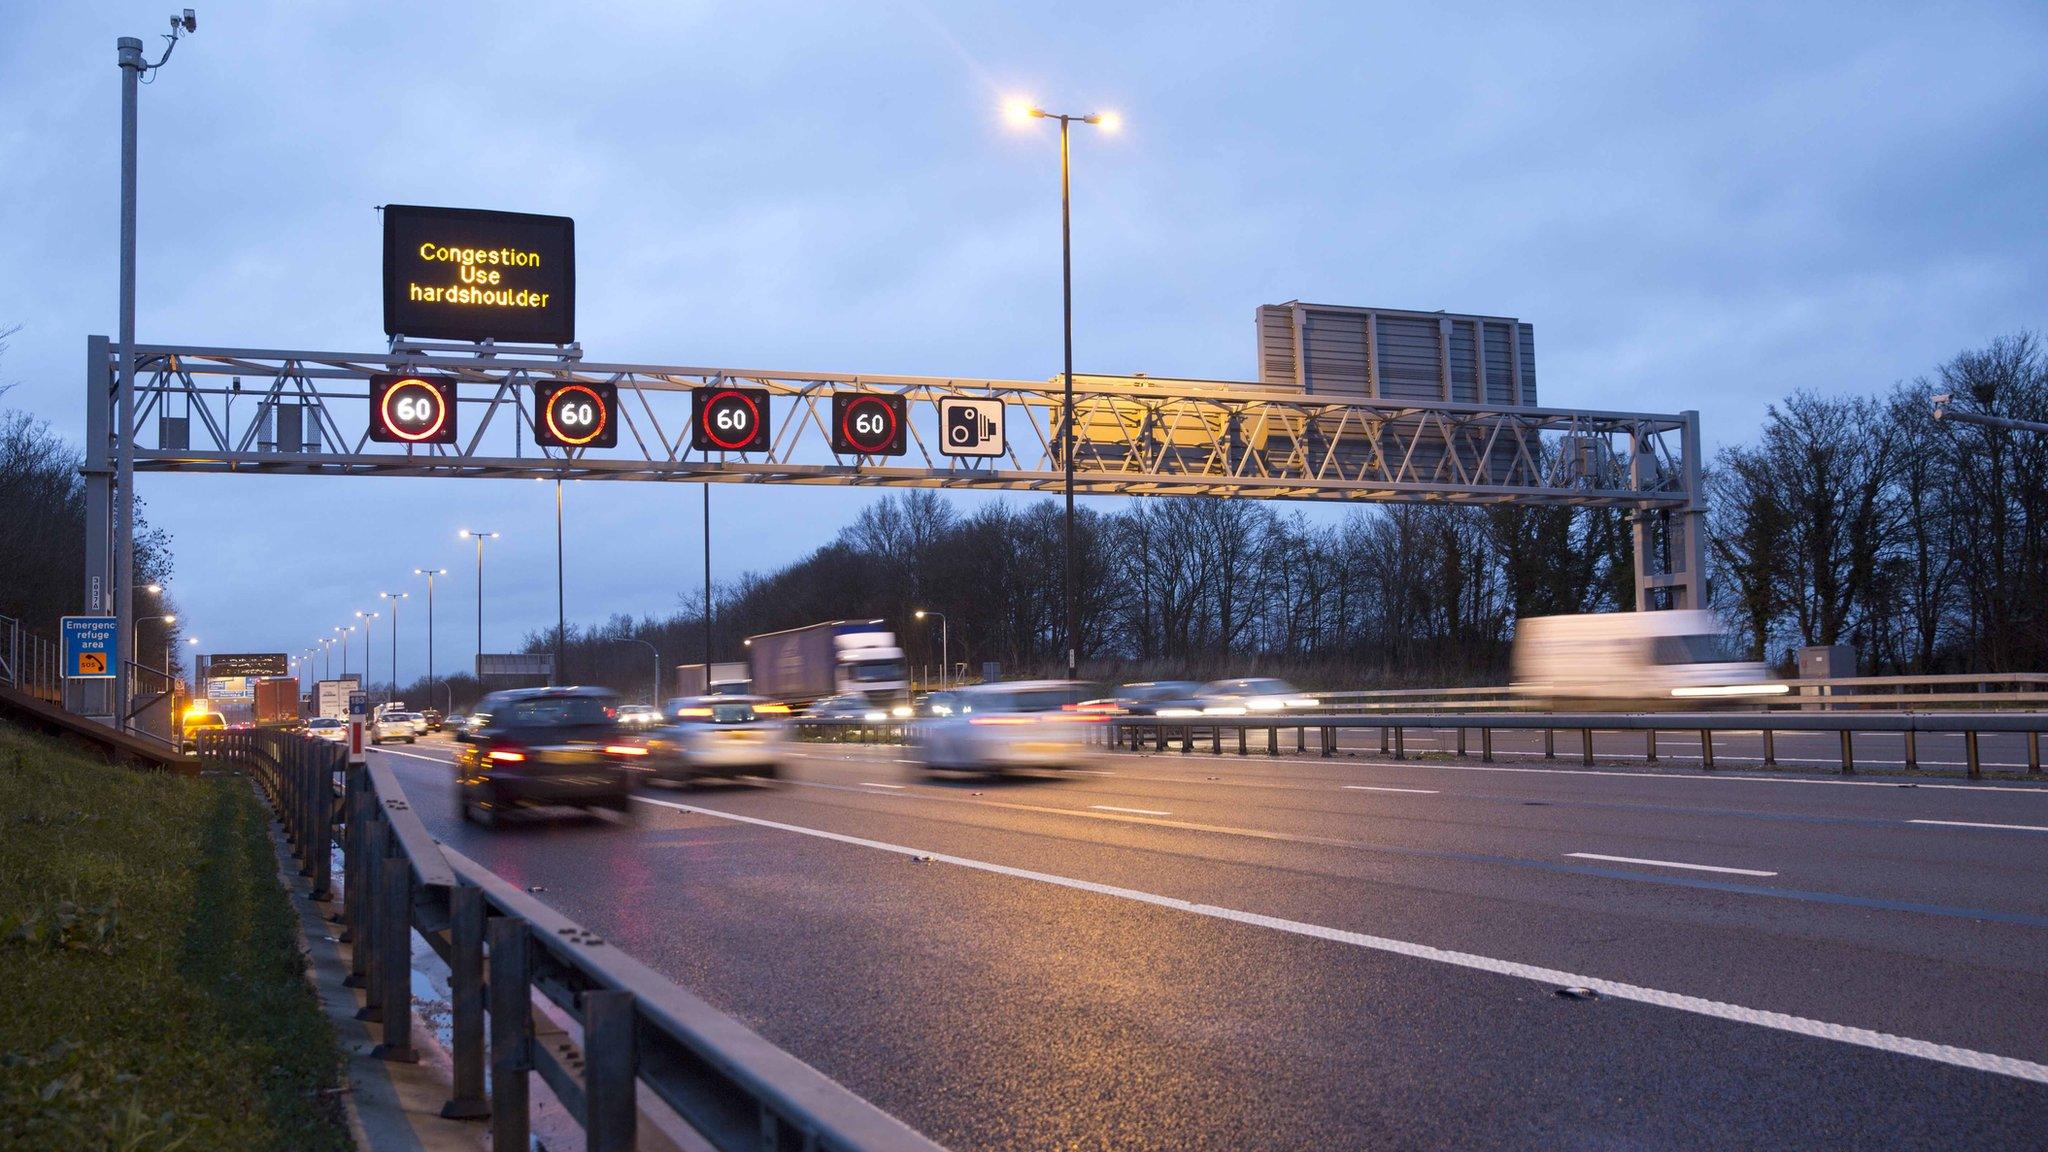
[
  {"x1": 459, "y1": 530, "x2": 500, "y2": 680},
  {"x1": 914, "y1": 609, "x2": 950, "y2": 690},
  {"x1": 354, "y1": 611, "x2": 381, "y2": 699},
  {"x1": 1006, "y1": 96, "x2": 1117, "y2": 681},
  {"x1": 378, "y1": 591, "x2": 407, "y2": 701},
  {"x1": 618, "y1": 637, "x2": 661, "y2": 704},
  {"x1": 413, "y1": 567, "x2": 447, "y2": 714}
]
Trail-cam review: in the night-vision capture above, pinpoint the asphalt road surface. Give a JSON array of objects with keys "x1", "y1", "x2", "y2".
[{"x1": 374, "y1": 735, "x2": 2048, "y2": 1150}]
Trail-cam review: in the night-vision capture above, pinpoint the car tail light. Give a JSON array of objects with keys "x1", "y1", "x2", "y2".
[
  {"x1": 487, "y1": 748, "x2": 526, "y2": 762},
  {"x1": 605, "y1": 744, "x2": 649, "y2": 757}
]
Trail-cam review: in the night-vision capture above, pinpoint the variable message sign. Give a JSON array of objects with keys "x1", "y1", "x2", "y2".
[
  {"x1": 382, "y1": 204, "x2": 575, "y2": 344},
  {"x1": 830, "y1": 392, "x2": 907, "y2": 457},
  {"x1": 692, "y1": 386, "x2": 773, "y2": 453},
  {"x1": 368, "y1": 374, "x2": 459, "y2": 444},
  {"x1": 533, "y1": 381, "x2": 619, "y2": 449},
  {"x1": 205, "y1": 653, "x2": 290, "y2": 678}
]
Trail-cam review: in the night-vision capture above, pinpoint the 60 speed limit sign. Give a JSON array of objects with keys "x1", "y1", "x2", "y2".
[
  {"x1": 534, "y1": 381, "x2": 619, "y2": 448},
  {"x1": 691, "y1": 386, "x2": 773, "y2": 453},
  {"x1": 830, "y1": 392, "x2": 907, "y2": 456},
  {"x1": 368, "y1": 374, "x2": 458, "y2": 444}
]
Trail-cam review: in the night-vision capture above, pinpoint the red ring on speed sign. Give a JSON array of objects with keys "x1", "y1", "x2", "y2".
[
  {"x1": 379, "y1": 377, "x2": 448, "y2": 442},
  {"x1": 544, "y1": 383, "x2": 609, "y2": 447},
  {"x1": 700, "y1": 389, "x2": 762, "y2": 451},
  {"x1": 839, "y1": 395, "x2": 898, "y2": 454}
]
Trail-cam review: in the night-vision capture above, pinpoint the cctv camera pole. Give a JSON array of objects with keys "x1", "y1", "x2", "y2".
[{"x1": 112, "y1": 36, "x2": 144, "y2": 731}]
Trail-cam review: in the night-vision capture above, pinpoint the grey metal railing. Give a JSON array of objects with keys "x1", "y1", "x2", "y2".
[
  {"x1": 1314, "y1": 673, "x2": 2048, "y2": 714},
  {"x1": 0, "y1": 615, "x2": 63, "y2": 704},
  {"x1": 206, "y1": 727, "x2": 945, "y2": 1152},
  {"x1": 1107, "y1": 710, "x2": 2048, "y2": 780}
]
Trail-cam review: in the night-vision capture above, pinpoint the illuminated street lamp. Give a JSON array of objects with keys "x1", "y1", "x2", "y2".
[
  {"x1": 459, "y1": 530, "x2": 500, "y2": 680},
  {"x1": 1005, "y1": 96, "x2": 1117, "y2": 681},
  {"x1": 914, "y1": 609, "x2": 950, "y2": 690}
]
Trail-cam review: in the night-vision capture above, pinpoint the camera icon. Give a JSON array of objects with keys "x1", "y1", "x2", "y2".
[{"x1": 938, "y1": 399, "x2": 1004, "y2": 457}]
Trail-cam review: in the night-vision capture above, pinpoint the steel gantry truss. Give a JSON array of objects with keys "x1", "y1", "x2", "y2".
[{"x1": 81, "y1": 335, "x2": 1709, "y2": 612}]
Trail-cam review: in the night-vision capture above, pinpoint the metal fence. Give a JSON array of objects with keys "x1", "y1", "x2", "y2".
[
  {"x1": 1314, "y1": 672, "x2": 2048, "y2": 713},
  {"x1": 205, "y1": 727, "x2": 944, "y2": 1152},
  {"x1": 0, "y1": 616, "x2": 62, "y2": 703},
  {"x1": 1108, "y1": 710, "x2": 2048, "y2": 780}
]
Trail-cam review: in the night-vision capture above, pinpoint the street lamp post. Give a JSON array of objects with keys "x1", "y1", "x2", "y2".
[
  {"x1": 336, "y1": 625, "x2": 354, "y2": 678},
  {"x1": 1007, "y1": 97, "x2": 1116, "y2": 682},
  {"x1": 378, "y1": 591, "x2": 407, "y2": 700},
  {"x1": 914, "y1": 610, "x2": 950, "y2": 690},
  {"x1": 459, "y1": 530, "x2": 500, "y2": 681},
  {"x1": 414, "y1": 567, "x2": 446, "y2": 714},
  {"x1": 354, "y1": 611, "x2": 380, "y2": 699},
  {"x1": 185, "y1": 637, "x2": 199, "y2": 694}
]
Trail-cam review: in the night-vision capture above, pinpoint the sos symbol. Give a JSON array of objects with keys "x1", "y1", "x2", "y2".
[
  {"x1": 691, "y1": 387, "x2": 772, "y2": 452},
  {"x1": 369, "y1": 374, "x2": 457, "y2": 444},
  {"x1": 535, "y1": 382, "x2": 618, "y2": 449},
  {"x1": 830, "y1": 392, "x2": 907, "y2": 457}
]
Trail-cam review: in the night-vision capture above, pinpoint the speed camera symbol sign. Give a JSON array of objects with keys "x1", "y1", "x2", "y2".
[{"x1": 939, "y1": 398, "x2": 1004, "y2": 458}]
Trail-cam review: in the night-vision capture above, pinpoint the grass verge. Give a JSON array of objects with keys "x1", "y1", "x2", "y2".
[{"x1": 0, "y1": 718, "x2": 351, "y2": 1151}]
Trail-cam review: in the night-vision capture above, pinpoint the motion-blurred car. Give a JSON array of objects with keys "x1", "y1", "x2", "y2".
[
  {"x1": 1091, "y1": 680, "x2": 1206, "y2": 717},
  {"x1": 1198, "y1": 678, "x2": 1320, "y2": 715},
  {"x1": 1510, "y1": 611, "x2": 1786, "y2": 709},
  {"x1": 628, "y1": 696, "x2": 789, "y2": 786},
  {"x1": 808, "y1": 694, "x2": 885, "y2": 721},
  {"x1": 615, "y1": 703, "x2": 663, "y2": 727},
  {"x1": 455, "y1": 687, "x2": 635, "y2": 826},
  {"x1": 370, "y1": 713, "x2": 417, "y2": 744},
  {"x1": 913, "y1": 681, "x2": 1105, "y2": 776},
  {"x1": 403, "y1": 711, "x2": 431, "y2": 736},
  {"x1": 443, "y1": 713, "x2": 467, "y2": 730},
  {"x1": 419, "y1": 707, "x2": 445, "y2": 732},
  {"x1": 304, "y1": 717, "x2": 347, "y2": 743}
]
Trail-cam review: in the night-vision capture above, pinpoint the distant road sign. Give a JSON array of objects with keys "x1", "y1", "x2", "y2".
[
  {"x1": 939, "y1": 398, "x2": 1005, "y2": 457},
  {"x1": 382, "y1": 204, "x2": 576, "y2": 344},
  {"x1": 534, "y1": 381, "x2": 618, "y2": 449},
  {"x1": 205, "y1": 652, "x2": 290, "y2": 678},
  {"x1": 60, "y1": 616, "x2": 117, "y2": 680},
  {"x1": 369, "y1": 374, "x2": 459, "y2": 443},
  {"x1": 693, "y1": 387, "x2": 772, "y2": 453},
  {"x1": 831, "y1": 393, "x2": 907, "y2": 457},
  {"x1": 477, "y1": 652, "x2": 554, "y2": 678}
]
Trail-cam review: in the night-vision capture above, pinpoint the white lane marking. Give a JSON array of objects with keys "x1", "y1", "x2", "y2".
[
  {"x1": 1341, "y1": 785, "x2": 1440, "y2": 795},
  {"x1": 1565, "y1": 852, "x2": 1778, "y2": 878},
  {"x1": 632, "y1": 796, "x2": 2048, "y2": 1085},
  {"x1": 376, "y1": 746, "x2": 457, "y2": 764},
  {"x1": 1909, "y1": 819, "x2": 2048, "y2": 833},
  {"x1": 860, "y1": 782, "x2": 906, "y2": 790},
  {"x1": 1089, "y1": 804, "x2": 1171, "y2": 816}
]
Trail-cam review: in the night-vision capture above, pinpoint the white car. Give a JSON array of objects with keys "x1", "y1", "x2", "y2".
[
  {"x1": 616, "y1": 704, "x2": 663, "y2": 727},
  {"x1": 1198, "y1": 678, "x2": 1320, "y2": 715},
  {"x1": 305, "y1": 717, "x2": 348, "y2": 743},
  {"x1": 631, "y1": 696, "x2": 789, "y2": 784},
  {"x1": 914, "y1": 681, "x2": 1104, "y2": 775},
  {"x1": 370, "y1": 713, "x2": 416, "y2": 744},
  {"x1": 398, "y1": 711, "x2": 430, "y2": 736}
]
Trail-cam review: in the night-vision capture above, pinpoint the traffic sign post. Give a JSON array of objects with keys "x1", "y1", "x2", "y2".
[{"x1": 60, "y1": 616, "x2": 118, "y2": 679}]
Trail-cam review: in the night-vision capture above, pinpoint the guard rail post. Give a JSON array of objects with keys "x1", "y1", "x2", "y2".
[
  {"x1": 1295, "y1": 726, "x2": 1306, "y2": 754},
  {"x1": 355, "y1": 817, "x2": 387, "y2": 1018},
  {"x1": 1379, "y1": 727, "x2": 1388, "y2": 755},
  {"x1": 1581, "y1": 729, "x2": 1593, "y2": 766},
  {"x1": 1321, "y1": 725, "x2": 1334, "y2": 756},
  {"x1": 1965, "y1": 731, "x2": 1981, "y2": 780},
  {"x1": 2030, "y1": 732, "x2": 2041, "y2": 774},
  {"x1": 1700, "y1": 729, "x2": 1714, "y2": 771},
  {"x1": 372, "y1": 847, "x2": 417, "y2": 1062},
  {"x1": 1645, "y1": 730, "x2": 1657, "y2": 762},
  {"x1": 583, "y1": 990, "x2": 640, "y2": 1151},
  {"x1": 1455, "y1": 727, "x2": 1466, "y2": 757},
  {"x1": 441, "y1": 883, "x2": 490, "y2": 1119},
  {"x1": 1267, "y1": 726, "x2": 1278, "y2": 756},
  {"x1": 1763, "y1": 729, "x2": 1776, "y2": 766},
  {"x1": 1544, "y1": 728, "x2": 1555, "y2": 759},
  {"x1": 1904, "y1": 730, "x2": 1917, "y2": 770},
  {"x1": 1840, "y1": 730, "x2": 1854, "y2": 775},
  {"x1": 1211, "y1": 725, "x2": 1221, "y2": 755},
  {"x1": 488, "y1": 915, "x2": 533, "y2": 1151},
  {"x1": 310, "y1": 742, "x2": 334, "y2": 901},
  {"x1": 1481, "y1": 726, "x2": 1493, "y2": 762},
  {"x1": 1393, "y1": 726, "x2": 1405, "y2": 760}
]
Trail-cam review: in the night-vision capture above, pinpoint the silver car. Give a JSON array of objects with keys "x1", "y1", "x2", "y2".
[
  {"x1": 628, "y1": 696, "x2": 789, "y2": 785},
  {"x1": 913, "y1": 681, "x2": 1105, "y2": 776}
]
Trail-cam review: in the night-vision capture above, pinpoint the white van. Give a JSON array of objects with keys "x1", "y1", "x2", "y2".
[{"x1": 1510, "y1": 611, "x2": 1786, "y2": 708}]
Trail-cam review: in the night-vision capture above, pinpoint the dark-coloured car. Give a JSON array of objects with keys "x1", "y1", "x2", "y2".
[
  {"x1": 419, "y1": 707, "x2": 445, "y2": 732},
  {"x1": 454, "y1": 687, "x2": 637, "y2": 826},
  {"x1": 1091, "y1": 680, "x2": 1207, "y2": 717}
]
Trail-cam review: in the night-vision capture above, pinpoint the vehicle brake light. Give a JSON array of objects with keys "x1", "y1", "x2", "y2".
[
  {"x1": 605, "y1": 744, "x2": 649, "y2": 756},
  {"x1": 487, "y1": 748, "x2": 526, "y2": 762},
  {"x1": 755, "y1": 702, "x2": 791, "y2": 714}
]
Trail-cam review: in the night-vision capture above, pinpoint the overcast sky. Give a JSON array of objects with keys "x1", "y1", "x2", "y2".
[{"x1": 3, "y1": 2, "x2": 2045, "y2": 679}]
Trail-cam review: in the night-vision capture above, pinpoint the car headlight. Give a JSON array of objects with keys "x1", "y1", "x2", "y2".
[
  {"x1": 864, "y1": 710, "x2": 888, "y2": 722},
  {"x1": 891, "y1": 705, "x2": 912, "y2": 718}
]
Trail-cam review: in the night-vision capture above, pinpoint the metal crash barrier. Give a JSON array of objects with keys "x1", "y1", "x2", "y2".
[
  {"x1": 205, "y1": 728, "x2": 944, "y2": 1152},
  {"x1": 1106, "y1": 711, "x2": 2048, "y2": 780}
]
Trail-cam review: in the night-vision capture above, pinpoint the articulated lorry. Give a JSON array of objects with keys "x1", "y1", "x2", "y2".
[
  {"x1": 745, "y1": 620, "x2": 908, "y2": 709},
  {"x1": 253, "y1": 677, "x2": 301, "y2": 727},
  {"x1": 673, "y1": 661, "x2": 750, "y2": 697}
]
